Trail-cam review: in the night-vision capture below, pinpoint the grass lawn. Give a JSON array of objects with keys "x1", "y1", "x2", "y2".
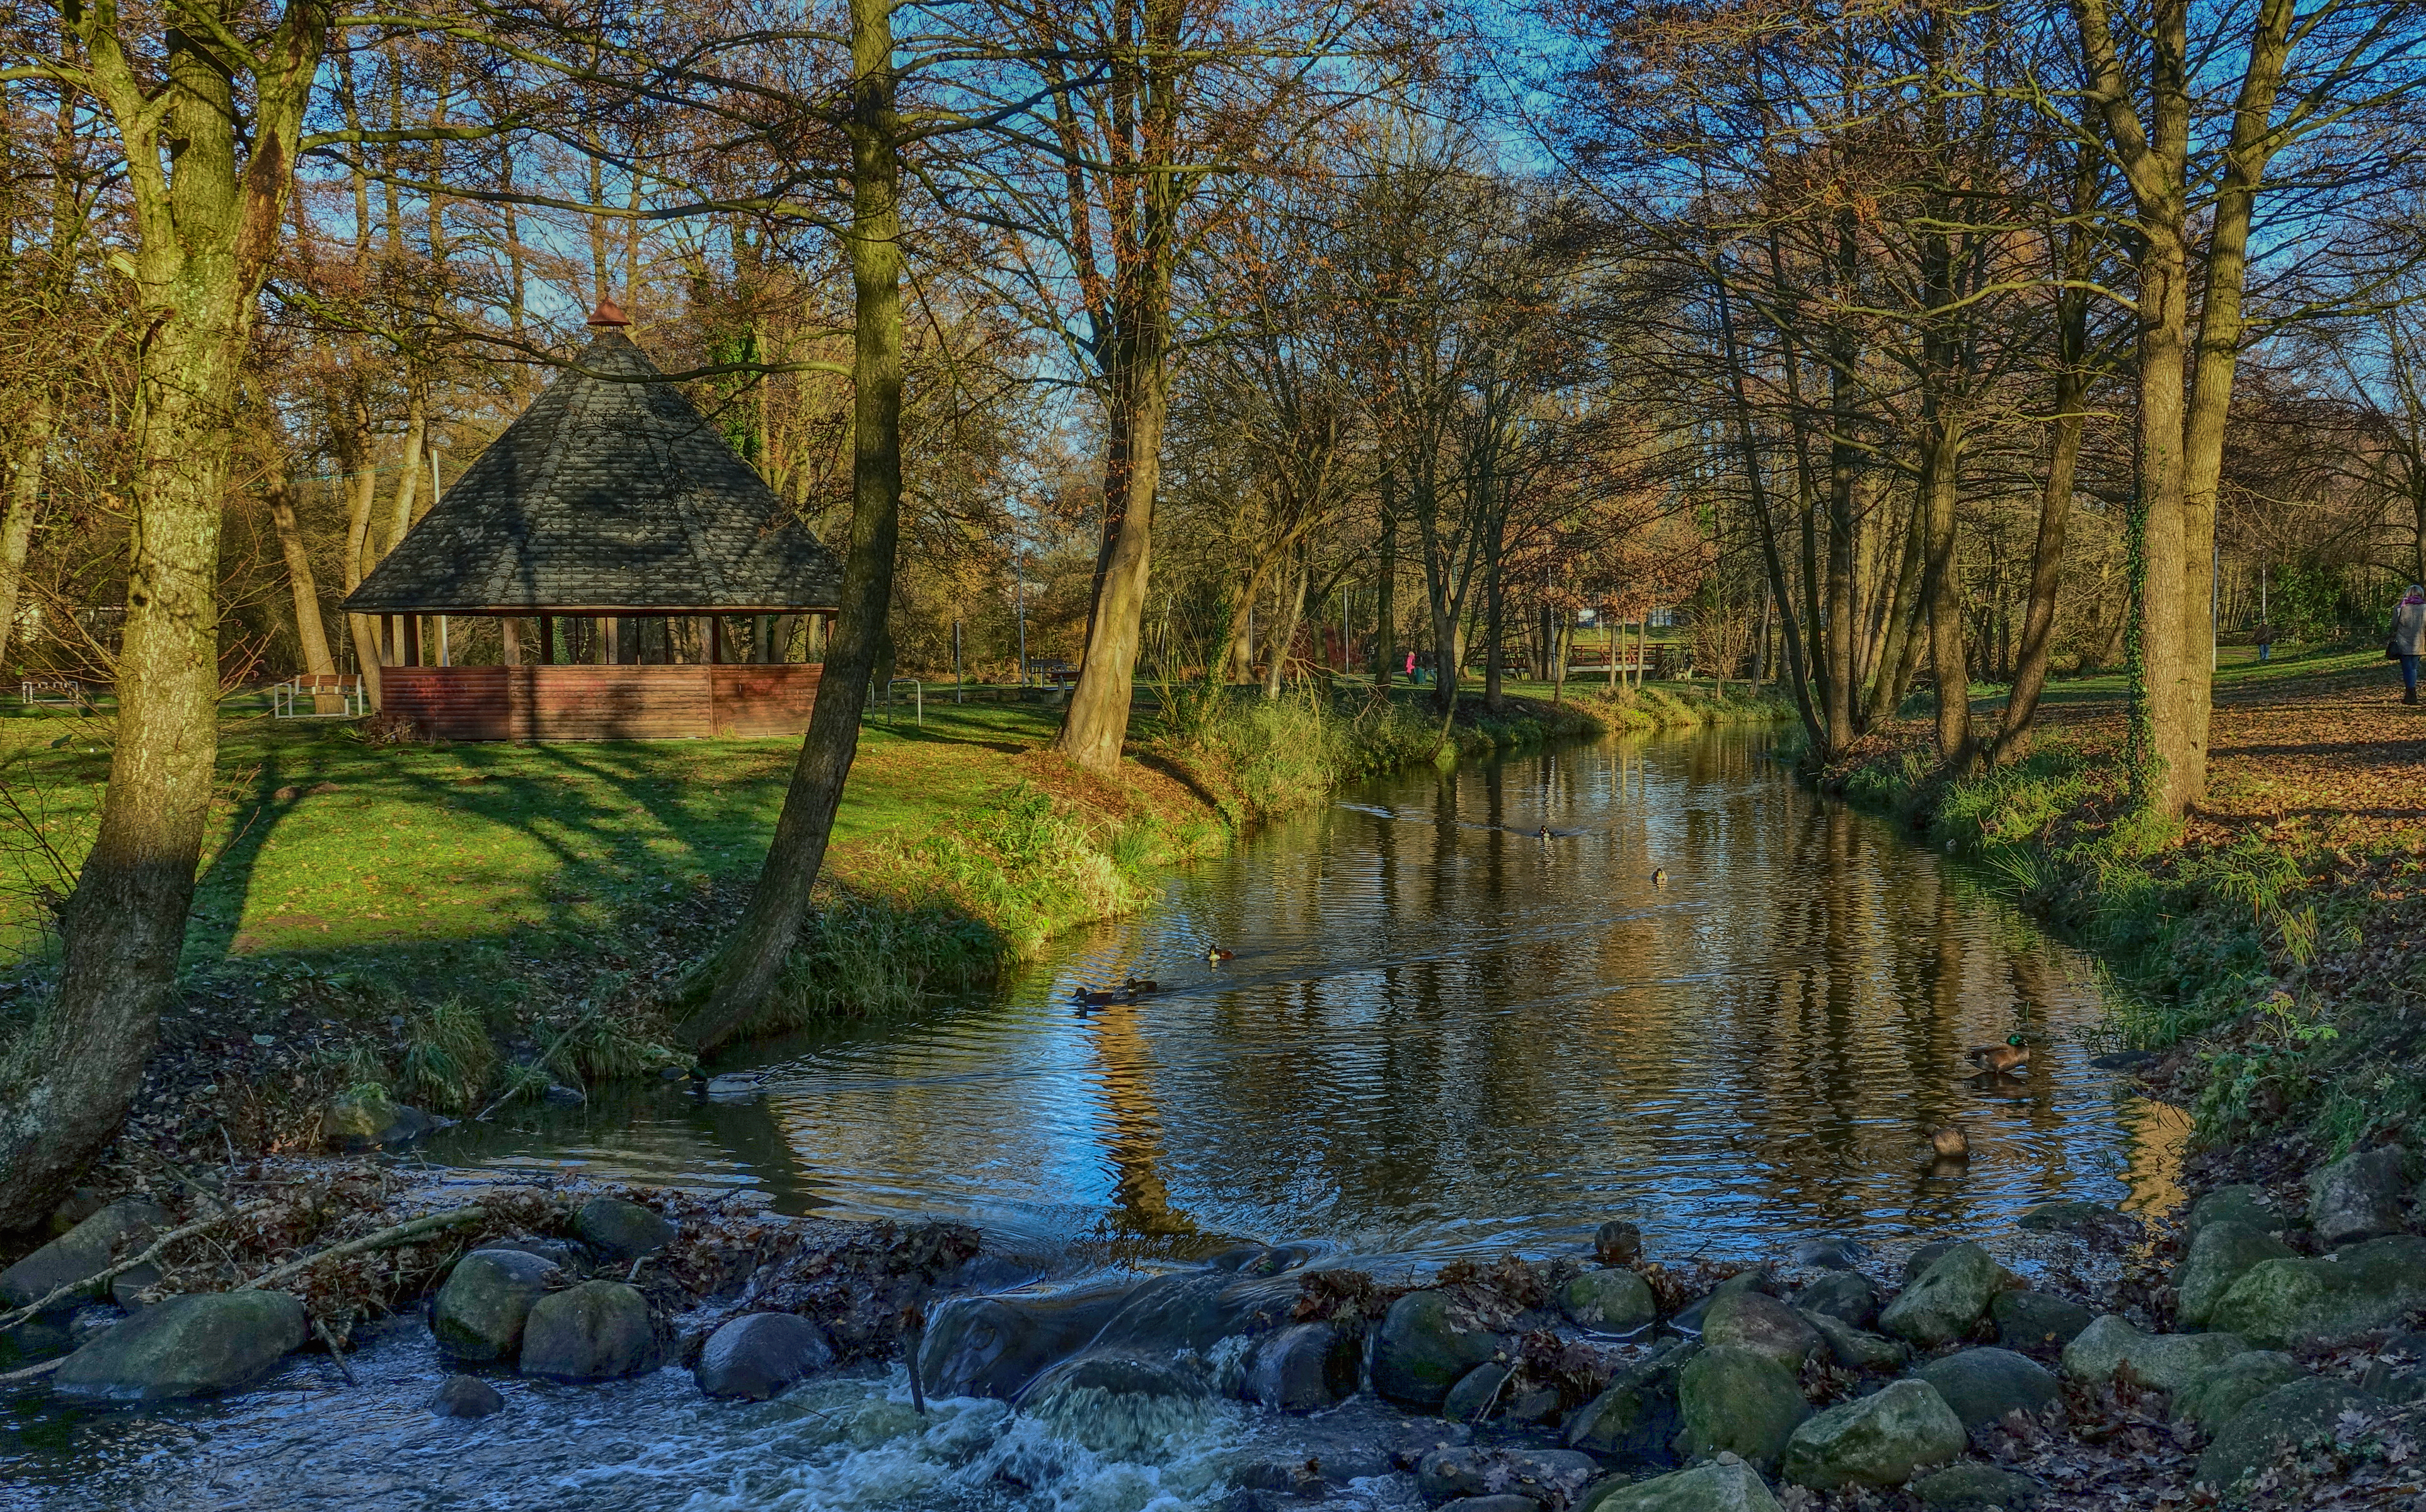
[{"x1": 0, "y1": 698, "x2": 1088, "y2": 982}]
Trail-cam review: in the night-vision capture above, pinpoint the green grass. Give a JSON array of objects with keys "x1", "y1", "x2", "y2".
[{"x1": 0, "y1": 701, "x2": 1078, "y2": 969}]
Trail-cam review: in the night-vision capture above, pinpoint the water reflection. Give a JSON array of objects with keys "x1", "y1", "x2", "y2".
[{"x1": 437, "y1": 726, "x2": 2161, "y2": 1266}]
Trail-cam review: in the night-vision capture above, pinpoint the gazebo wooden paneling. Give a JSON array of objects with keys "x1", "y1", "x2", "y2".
[{"x1": 343, "y1": 302, "x2": 843, "y2": 742}]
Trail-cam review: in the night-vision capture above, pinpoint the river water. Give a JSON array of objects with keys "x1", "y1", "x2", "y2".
[{"x1": 4, "y1": 725, "x2": 2185, "y2": 1511}]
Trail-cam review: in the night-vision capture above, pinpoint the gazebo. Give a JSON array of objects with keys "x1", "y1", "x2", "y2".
[{"x1": 344, "y1": 304, "x2": 844, "y2": 741}]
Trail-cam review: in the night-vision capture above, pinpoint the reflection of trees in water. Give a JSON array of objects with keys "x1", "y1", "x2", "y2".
[{"x1": 1083, "y1": 1006, "x2": 1199, "y2": 1241}]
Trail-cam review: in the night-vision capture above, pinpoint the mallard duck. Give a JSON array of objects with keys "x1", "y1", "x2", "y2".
[
  {"x1": 1204, "y1": 946, "x2": 1233, "y2": 963},
  {"x1": 1651, "y1": 868, "x2": 1669, "y2": 887},
  {"x1": 1536, "y1": 825, "x2": 1553, "y2": 840},
  {"x1": 1928, "y1": 1124, "x2": 1970, "y2": 1159},
  {"x1": 1074, "y1": 987, "x2": 1119, "y2": 1008},
  {"x1": 1122, "y1": 976, "x2": 1160, "y2": 997},
  {"x1": 1966, "y1": 1034, "x2": 2030, "y2": 1075}
]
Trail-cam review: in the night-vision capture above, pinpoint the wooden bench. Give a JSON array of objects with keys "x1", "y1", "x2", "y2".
[{"x1": 270, "y1": 673, "x2": 367, "y2": 719}]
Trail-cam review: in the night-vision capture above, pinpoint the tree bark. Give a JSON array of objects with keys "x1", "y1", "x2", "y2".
[
  {"x1": 263, "y1": 471, "x2": 338, "y2": 710},
  {"x1": 672, "y1": 0, "x2": 903, "y2": 1051}
]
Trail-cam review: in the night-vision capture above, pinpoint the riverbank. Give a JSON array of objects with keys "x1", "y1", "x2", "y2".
[
  {"x1": 1826, "y1": 648, "x2": 2423, "y2": 1191},
  {"x1": 0, "y1": 679, "x2": 1694, "y2": 1200}
]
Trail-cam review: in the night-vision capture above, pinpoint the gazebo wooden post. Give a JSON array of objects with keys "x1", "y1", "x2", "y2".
[
  {"x1": 538, "y1": 614, "x2": 554, "y2": 665},
  {"x1": 403, "y1": 616, "x2": 422, "y2": 667},
  {"x1": 708, "y1": 616, "x2": 723, "y2": 665}
]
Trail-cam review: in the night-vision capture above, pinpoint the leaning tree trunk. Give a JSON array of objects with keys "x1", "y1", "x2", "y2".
[
  {"x1": 672, "y1": 0, "x2": 903, "y2": 1052},
  {"x1": 264, "y1": 472, "x2": 340, "y2": 711},
  {"x1": 0, "y1": 0, "x2": 329, "y2": 1230},
  {"x1": 1990, "y1": 364, "x2": 2086, "y2": 767}
]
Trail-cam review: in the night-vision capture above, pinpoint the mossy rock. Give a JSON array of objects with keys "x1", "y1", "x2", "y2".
[
  {"x1": 1676, "y1": 1346, "x2": 1809, "y2": 1473},
  {"x1": 2207, "y1": 1235, "x2": 2426, "y2": 1349},
  {"x1": 1780, "y1": 1380, "x2": 1965, "y2": 1491}
]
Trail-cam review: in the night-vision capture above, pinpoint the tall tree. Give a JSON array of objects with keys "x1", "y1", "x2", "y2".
[{"x1": 0, "y1": 0, "x2": 332, "y2": 1228}]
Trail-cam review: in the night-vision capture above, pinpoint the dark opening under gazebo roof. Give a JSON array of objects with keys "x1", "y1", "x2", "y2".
[{"x1": 343, "y1": 323, "x2": 842, "y2": 617}]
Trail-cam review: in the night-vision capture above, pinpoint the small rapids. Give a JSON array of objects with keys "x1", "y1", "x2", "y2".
[{"x1": 12, "y1": 1314, "x2": 1420, "y2": 1511}]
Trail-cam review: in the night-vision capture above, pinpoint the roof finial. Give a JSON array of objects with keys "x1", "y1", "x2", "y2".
[{"x1": 587, "y1": 295, "x2": 630, "y2": 327}]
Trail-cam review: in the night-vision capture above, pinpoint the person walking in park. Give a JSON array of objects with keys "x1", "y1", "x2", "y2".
[
  {"x1": 2253, "y1": 620, "x2": 2275, "y2": 663},
  {"x1": 2394, "y1": 585, "x2": 2426, "y2": 704}
]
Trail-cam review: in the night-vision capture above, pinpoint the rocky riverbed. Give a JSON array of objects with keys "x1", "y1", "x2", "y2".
[{"x1": 5, "y1": 1140, "x2": 2425, "y2": 1511}]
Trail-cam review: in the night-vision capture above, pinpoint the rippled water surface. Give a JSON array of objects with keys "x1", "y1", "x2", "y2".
[
  {"x1": 4, "y1": 726, "x2": 2184, "y2": 1510},
  {"x1": 437, "y1": 724, "x2": 2176, "y2": 1261}
]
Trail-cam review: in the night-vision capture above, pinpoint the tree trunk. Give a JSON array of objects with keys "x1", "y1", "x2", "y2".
[
  {"x1": 338, "y1": 408, "x2": 383, "y2": 709},
  {"x1": 0, "y1": 0, "x2": 328, "y2": 1230},
  {"x1": 0, "y1": 396, "x2": 53, "y2": 669},
  {"x1": 1920, "y1": 413, "x2": 1974, "y2": 769},
  {"x1": 1376, "y1": 483, "x2": 1397, "y2": 688},
  {"x1": 1991, "y1": 366, "x2": 2087, "y2": 766},
  {"x1": 388, "y1": 384, "x2": 426, "y2": 554},
  {"x1": 263, "y1": 471, "x2": 338, "y2": 710},
  {"x1": 1261, "y1": 549, "x2": 1306, "y2": 699},
  {"x1": 1052, "y1": 0, "x2": 1184, "y2": 775},
  {"x1": 1863, "y1": 487, "x2": 1926, "y2": 726},
  {"x1": 671, "y1": 0, "x2": 904, "y2": 1052},
  {"x1": 2176, "y1": 0, "x2": 2296, "y2": 804}
]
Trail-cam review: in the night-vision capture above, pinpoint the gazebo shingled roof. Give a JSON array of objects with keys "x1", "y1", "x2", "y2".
[{"x1": 343, "y1": 326, "x2": 842, "y2": 617}]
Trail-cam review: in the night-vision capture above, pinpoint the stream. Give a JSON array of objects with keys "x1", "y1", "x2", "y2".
[{"x1": 3, "y1": 724, "x2": 2186, "y2": 1511}]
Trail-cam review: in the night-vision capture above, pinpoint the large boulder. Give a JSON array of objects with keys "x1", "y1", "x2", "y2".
[
  {"x1": 519, "y1": 1280, "x2": 657, "y2": 1380},
  {"x1": 574, "y1": 1197, "x2": 677, "y2": 1261},
  {"x1": 2205, "y1": 1235, "x2": 2426, "y2": 1349},
  {"x1": 1990, "y1": 1291, "x2": 2093, "y2": 1354},
  {"x1": 432, "y1": 1249, "x2": 561, "y2": 1362},
  {"x1": 1676, "y1": 1345, "x2": 1810, "y2": 1472},
  {"x1": 1703, "y1": 1291, "x2": 1822, "y2": 1372},
  {"x1": 1372, "y1": 1290, "x2": 1503, "y2": 1408},
  {"x1": 1916, "y1": 1348, "x2": 2060, "y2": 1429},
  {"x1": 2175, "y1": 1222, "x2": 2295, "y2": 1329},
  {"x1": 2186, "y1": 1184, "x2": 2275, "y2": 1238},
  {"x1": 1244, "y1": 1320, "x2": 1357, "y2": 1411},
  {"x1": 1880, "y1": 1243, "x2": 2006, "y2": 1347},
  {"x1": 917, "y1": 1283, "x2": 1131, "y2": 1399},
  {"x1": 1798, "y1": 1272, "x2": 1878, "y2": 1329},
  {"x1": 2059, "y1": 1315, "x2": 2245, "y2": 1393},
  {"x1": 2193, "y1": 1377, "x2": 2378, "y2": 1499},
  {"x1": 0, "y1": 1198, "x2": 171, "y2": 1312},
  {"x1": 1566, "y1": 1341, "x2": 1693, "y2": 1463},
  {"x1": 1779, "y1": 1379, "x2": 1965, "y2": 1491},
  {"x1": 1590, "y1": 1456, "x2": 1781, "y2": 1511},
  {"x1": 2306, "y1": 1146, "x2": 2409, "y2": 1249},
  {"x1": 50, "y1": 1290, "x2": 306, "y2": 1402},
  {"x1": 2171, "y1": 1350, "x2": 2302, "y2": 1431},
  {"x1": 1564, "y1": 1268, "x2": 1659, "y2": 1331},
  {"x1": 694, "y1": 1312, "x2": 833, "y2": 1400}
]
